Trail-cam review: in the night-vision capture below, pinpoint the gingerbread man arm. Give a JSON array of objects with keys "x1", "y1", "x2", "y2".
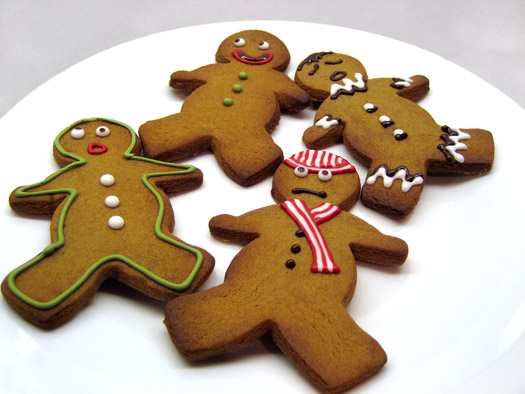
[
  {"x1": 270, "y1": 71, "x2": 311, "y2": 112},
  {"x1": 343, "y1": 213, "x2": 408, "y2": 266},
  {"x1": 387, "y1": 75, "x2": 430, "y2": 102},
  {"x1": 209, "y1": 206, "x2": 273, "y2": 245},
  {"x1": 169, "y1": 64, "x2": 221, "y2": 92},
  {"x1": 129, "y1": 157, "x2": 204, "y2": 194},
  {"x1": 303, "y1": 101, "x2": 345, "y2": 149},
  {"x1": 8, "y1": 160, "x2": 83, "y2": 216}
]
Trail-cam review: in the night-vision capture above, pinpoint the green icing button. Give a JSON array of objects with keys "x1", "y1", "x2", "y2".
[
  {"x1": 238, "y1": 71, "x2": 248, "y2": 80},
  {"x1": 233, "y1": 84, "x2": 243, "y2": 93},
  {"x1": 223, "y1": 97, "x2": 234, "y2": 106}
]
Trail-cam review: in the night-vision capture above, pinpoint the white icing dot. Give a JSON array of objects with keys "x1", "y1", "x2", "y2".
[
  {"x1": 100, "y1": 174, "x2": 115, "y2": 186},
  {"x1": 104, "y1": 195, "x2": 120, "y2": 208},
  {"x1": 363, "y1": 103, "x2": 375, "y2": 111},
  {"x1": 234, "y1": 38, "x2": 245, "y2": 47},
  {"x1": 95, "y1": 126, "x2": 110, "y2": 137},
  {"x1": 108, "y1": 216, "x2": 124, "y2": 230},
  {"x1": 379, "y1": 115, "x2": 392, "y2": 123},
  {"x1": 71, "y1": 127, "x2": 85, "y2": 139}
]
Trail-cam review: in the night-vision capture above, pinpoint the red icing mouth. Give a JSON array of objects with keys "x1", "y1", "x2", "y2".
[
  {"x1": 232, "y1": 49, "x2": 273, "y2": 65},
  {"x1": 88, "y1": 142, "x2": 108, "y2": 155}
]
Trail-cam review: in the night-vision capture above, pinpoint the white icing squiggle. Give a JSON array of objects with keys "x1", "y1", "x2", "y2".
[
  {"x1": 366, "y1": 166, "x2": 423, "y2": 192},
  {"x1": 315, "y1": 114, "x2": 341, "y2": 130},
  {"x1": 392, "y1": 78, "x2": 413, "y2": 88},
  {"x1": 330, "y1": 73, "x2": 366, "y2": 97},
  {"x1": 443, "y1": 126, "x2": 471, "y2": 163}
]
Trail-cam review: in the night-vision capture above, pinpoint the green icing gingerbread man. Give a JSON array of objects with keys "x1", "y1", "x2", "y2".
[{"x1": 2, "y1": 118, "x2": 214, "y2": 329}]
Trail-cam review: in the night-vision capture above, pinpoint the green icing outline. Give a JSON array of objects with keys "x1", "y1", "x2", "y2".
[{"x1": 8, "y1": 117, "x2": 204, "y2": 310}]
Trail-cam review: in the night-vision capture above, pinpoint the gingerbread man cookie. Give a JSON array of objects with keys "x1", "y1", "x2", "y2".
[
  {"x1": 295, "y1": 52, "x2": 495, "y2": 218},
  {"x1": 139, "y1": 30, "x2": 310, "y2": 186},
  {"x1": 165, "y1": 150, "x2": 408, "y2": 393},
  {"x1": 2, "y1": 118, "x2": 214, "y2": 329}
]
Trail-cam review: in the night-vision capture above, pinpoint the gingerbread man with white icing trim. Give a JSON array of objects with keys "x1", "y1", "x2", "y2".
[
  {"x1": 139, "y1": 30, "x2": 310, "y2": 186},
  {"x1": 295, "y1": 52, "x2": 495, "y2": 218},
  {"x1": 165, "y1": 150, "x2": 408, "y2": 393},
  {"x1": 2, "y1": 118, "x2": 214, "y2": 329}
]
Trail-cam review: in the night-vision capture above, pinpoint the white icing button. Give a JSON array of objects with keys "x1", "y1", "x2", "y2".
[
  {"x1": 100, "y1": 174, "x2": 115, "y2": 186},
  {"x1": 108, "y1": 216, "x2": 124, "y2": 230},
  {"x1": 363, "y1": 103, "x2": 375, "y2": 111},
  {"x1": 104, "y1": 195, "x2": 120, "y2": 208}
]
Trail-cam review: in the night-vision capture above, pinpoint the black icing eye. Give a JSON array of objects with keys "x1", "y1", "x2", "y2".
[
  {"x1": 294, "y1": 166, "x2": 308, "y2": 178},
  {"x1": 318, "y1": 169, "x2": 333, "y2": 182},
  {"x1": 234, "y1": 38, "x2": 246, "y2": 47},
  {"x1": 95, "y1": 126, "x2": 110, "y2": 137},
  {"x1": 258, "y1": 41, "x2": 269, "y2": 50}
]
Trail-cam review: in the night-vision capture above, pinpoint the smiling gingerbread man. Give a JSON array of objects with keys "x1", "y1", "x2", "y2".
[
  {"x1": 2, "y1": 118, "x2": 214, "y2": 329},
  {"x1": 165, "y1": 150, "x2": 408, "y2": 393},
  {"x1": 295, "y1": 52, "x2": 495, "y2": 218},
  {"x1": 139, "y1": 30, "x2": 310, "y2": 186}
]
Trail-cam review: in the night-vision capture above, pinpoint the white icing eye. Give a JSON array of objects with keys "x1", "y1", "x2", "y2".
[
  {"x1": 70, "y1": 127, "x2": 85, "y2": 139},
  {"x1": 234, "y1": 38, "x2": 246, "y2": 47},
  {"x1": 294, "y1": 166, "x2": 308, "y2": 178},
  {"x1": 318, "y1": 169, "x2": 333, "y2": 182},
  {"x1": 258, "y1": 41, "x2": 269, "y2": 50},
  {"x1": 96, "y1": 126, "x2": 110, "y2": 137}
]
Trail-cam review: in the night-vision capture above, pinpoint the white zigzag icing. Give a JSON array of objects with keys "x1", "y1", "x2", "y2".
[
  {"x1": 330, "y1": 73, "x2": 366, "y2": 97},
  {"x1": 366, "y1": 166, "x2": 424, "y2": 192},
  {"x1": 444, "y1": 126, "x2": 471, "y2": 163}
]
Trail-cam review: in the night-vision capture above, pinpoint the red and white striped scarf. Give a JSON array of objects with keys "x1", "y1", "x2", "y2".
[{"x1": 280, "y1": 199, "x2": 342, "y2": 274}]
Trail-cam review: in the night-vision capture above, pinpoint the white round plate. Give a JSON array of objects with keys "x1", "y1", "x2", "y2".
[{"x1": 1, "y1": 21, "x2": 524, "y2": 394}]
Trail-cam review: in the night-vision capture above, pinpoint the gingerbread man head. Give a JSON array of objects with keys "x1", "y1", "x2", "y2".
[
  {"x1": 295, "y1": 51, "x2": 368, "y2": 101},
  {"x1": 54, "y1": 119, "x2": 140, "y2": 167},
  {"x1": 215, "y1": 30, "x2": 291, "y2": 72},
  {"x1": 271, "y1": 150, "x2": 360, "y2": 211}
]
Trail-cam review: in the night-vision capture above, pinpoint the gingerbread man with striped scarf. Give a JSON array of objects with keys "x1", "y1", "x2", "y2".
[{"x1": 165, "y1": 150, "x2": 408, "y2": 393}]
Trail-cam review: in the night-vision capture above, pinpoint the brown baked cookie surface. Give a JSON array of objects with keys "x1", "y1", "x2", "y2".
[
  {"x1": 2, "y1": 118, "x2": 214, "y2": 329},
  {"x1": 139, "y1": 30, "x2": 310, "y2": 187},
  {"x1": 295, "y1": 52, "x2": 495, "y2": 218},
  {"x1": 165, "y1": 150, "x2": 407, "y2": 393}
]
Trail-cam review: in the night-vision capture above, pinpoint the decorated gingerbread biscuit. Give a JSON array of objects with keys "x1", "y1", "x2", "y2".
[
  {"x1": 2, "y1": 118, "x2": 214, "y2": 329},
  {"x1": 139, "y1": 30, "x2": 310, "y2": 186},
  {"x1": 165, "y1": 150, "x2": 408, "y2": 393},
  {"x1": 295, "y1": 52, "x2": 495, "y2": 218}
]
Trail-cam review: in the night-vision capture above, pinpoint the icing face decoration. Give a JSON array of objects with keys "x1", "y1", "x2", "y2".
[
  {"x1": 283, "y1": 150, "x2": 356, "y2": 201},
  {"x1": 295, "y1": 52, "x2": 368, "y2": 101},
  {"x1": 88, "y1": 143, "x2": 108, "y2": 155},
  {"x1": 215, "y1": 30, "x2": 291, "y2": 71},
  {"x1": 285, "y1": 150, "x2": 356, "y2": 175},
  {"x1": 232, "y1": 36, "x2": 274, "y2": 65}
]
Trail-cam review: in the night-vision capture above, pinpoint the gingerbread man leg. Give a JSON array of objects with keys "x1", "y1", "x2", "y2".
[
  {"x1": 139, "y1": 113, "x2": 212, "y2": 162},
  {"x1": 2, "y1": 233, "x2": 212, "y2": 328},
  {"x1": 165, "y1": 283, "x2": 269, "y2": 359},
  {"x1": 272, "y1": 303, "x2": 386, "y2": 393},
  {"x1": 211, "y1": 126, "x2": 284, "y2": 186},
  {"x1": 428, "y1": 126, "x2": 494, "y2": 175}
]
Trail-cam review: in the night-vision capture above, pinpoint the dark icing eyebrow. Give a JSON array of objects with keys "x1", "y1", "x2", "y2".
[
  {"x1": 297, "y1": 51, "x2": 333, "y2": 74},
  {"x1": 325, "y1": 59, "x2": 342, "y2": 65}
]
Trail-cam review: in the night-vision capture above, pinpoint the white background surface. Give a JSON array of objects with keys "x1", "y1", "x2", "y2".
[
  {"x1": 0, "y1": 17, "x2": 524, "y2": 394},
  {"x1": 1, "y1": 0, "x2": 524, "y2": 118}
]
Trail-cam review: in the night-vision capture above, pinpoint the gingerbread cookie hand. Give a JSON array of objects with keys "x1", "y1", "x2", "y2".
[
  {"x1": 139, "y1": 30, "x2": 310, "y2": 187},
  {"x1": 295, "y1": 51, "x2": 494, "y2": 218},
  {"x1": 165, "y1": 150, "x2": 407, "y2": 393},
  {"x1": 2, "y1": 118, "x2": 214, "y2": 329}
]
